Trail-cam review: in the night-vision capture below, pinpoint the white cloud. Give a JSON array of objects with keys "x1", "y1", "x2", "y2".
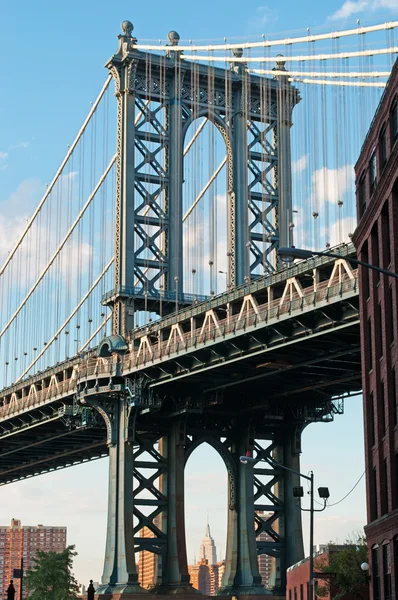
[
  {"x1": 312, "y1": 164, "x2": 354, "y2": 205},
  {"x1": 0, "y1": 141, "x2": 30, "y2": 164},
  {"x1": 330, "y1": 0, "x2": 398, "y2": 20},
  {"x1": 330, "y1": 0, "x2": 369, "y2": 20},
  {"x1": 249, "y1": 5, "x2": 278, "y2": 29},
  {"x1": 322, "y1": 215, "x2": 356, "y2": 246},
  {"x1": 293, "y1": 154, "x2": 308, "y2": 174}
]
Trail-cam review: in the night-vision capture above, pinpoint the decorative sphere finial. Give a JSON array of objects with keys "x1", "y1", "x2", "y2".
[
  {"x1": 121, "y1": 20, "x2": 134, "y2": 37},
  {"x1": 168, "y1": 31, "x2": 180, "y2": 46},
  {"x1": 232, "y1": 47, "x2": 243, "y2": 58}
]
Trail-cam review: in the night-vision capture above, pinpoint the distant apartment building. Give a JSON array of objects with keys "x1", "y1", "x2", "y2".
[
  {"x1": 256, "y1": 511, "x2": 275, "y2": 588},
  {"x1": 0, "y1": 518, "x2": 67, "y2": 599},
  {"x1": 353, "y1": 58, "x2": 398, "y2": 600},
  {"x1": 137, "y1": 519, "x2": 162, "y2": 589}
]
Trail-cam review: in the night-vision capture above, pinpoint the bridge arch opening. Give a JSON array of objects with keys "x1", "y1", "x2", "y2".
[
  {"x1": 182, "y1": 117, "x2": 230, "y2": 297},
  {"x1": 184, "y1": 440, "x2": 228, "y2": 594}
]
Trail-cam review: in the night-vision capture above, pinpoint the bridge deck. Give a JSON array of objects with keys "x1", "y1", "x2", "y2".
[{"x1": 0, "y1": 246, "x2": 362, "y2": 484}]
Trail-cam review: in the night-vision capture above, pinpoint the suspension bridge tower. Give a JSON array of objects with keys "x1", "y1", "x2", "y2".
[{"x1": 89, "y1": 20, "x2": 301, "y2": 600}]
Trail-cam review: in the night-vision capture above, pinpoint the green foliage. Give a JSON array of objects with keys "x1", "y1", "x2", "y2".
[
  {"x1": 315, "y1": 534, "x2": 369, "y2": 600},
  {"x1": 25, "y1": 545, "x2": 79, "y2": 600}
]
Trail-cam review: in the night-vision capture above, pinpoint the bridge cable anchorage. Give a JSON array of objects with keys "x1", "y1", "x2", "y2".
[
  {"x1": 16, "y1": 258, "x2": 114, "y2": 382},
  {"x1": 0, "y1": 75, "x2": 112, "y2": 278},
  {"x1": 136, "y1": 20, "x2": 398, "y2": 52},
  {"x1": 0, "y1": 155, "x2": 116, "y2": 340}
]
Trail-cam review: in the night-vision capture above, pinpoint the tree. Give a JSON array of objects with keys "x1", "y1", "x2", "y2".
[
  {"x1": 25, "y1": 545, "x2": 79, "y2": 600},
  {"x1": 314, "y1": 534, "x2": 369, "y2": 600}
]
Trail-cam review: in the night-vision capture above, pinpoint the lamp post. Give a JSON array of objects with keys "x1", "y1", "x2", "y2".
[
  {"x1": 240, "y1": 454, "x2": 329, "y2": 600},
  {"x1": 278, "y1": 246, "x2": 398, "y2": 280}
]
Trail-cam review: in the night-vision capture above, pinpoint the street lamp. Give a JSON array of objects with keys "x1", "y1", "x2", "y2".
[
  {"x1": 278, "y1": 246, "x2": 398, "y2": 280},
  {"x1": 240, "y1": 454, "x2": 329, "y2": 600},
  {"x1": 361, "y1": 562, "x2": 371, "y2": 582}
]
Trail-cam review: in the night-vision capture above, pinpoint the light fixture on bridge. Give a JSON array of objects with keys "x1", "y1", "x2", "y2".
[{"x1": 292, "y1": 486, "x2": 304, "y2": 497}]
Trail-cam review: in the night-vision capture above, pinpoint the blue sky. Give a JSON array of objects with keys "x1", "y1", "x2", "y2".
[{"x1": 1, "y1": 0, "x2": 398, "y2": 588}]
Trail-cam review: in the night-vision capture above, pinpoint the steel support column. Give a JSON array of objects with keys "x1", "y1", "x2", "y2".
[
  {"x1": 275, "y1": 68, "x2": 295, "y2": 255},
  {"x1": 232, "y1": 80, "x2": 250, "y2": 286},
  {"x1": 271, "y1": 425, "x2": 304, "y2": 593},
  {"x1": 219, "y1": 430, "x2": 268, "y2": 596},
  {"x1": 167, "y1": 66, "x2": 184, "y2": 297},
  {"x1": 155, "y1": 419, "x2": 193, "y2": 593},
  {"x1": 107, "y1": 36, "x2": 137, "y2": 336},
  {"x1": 94, "y1": 398, "x2": 146, "y2": 598}
]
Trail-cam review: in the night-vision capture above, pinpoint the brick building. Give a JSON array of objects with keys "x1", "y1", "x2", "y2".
[
  {"x1": 352, "y1": 59, "x2": 398, "y2": 600},
  {"x1": 0, "y1": 518, "x2": 67, "y2": 599},
  {"x1": 137, "y1": 526, "x2": 159, "y2": 589},
  {"x1": 286, "y1": 546, "x2": 369, "y2": 600}
]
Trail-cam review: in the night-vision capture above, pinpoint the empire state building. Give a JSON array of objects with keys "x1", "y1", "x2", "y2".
[{"x1": 199, "y1": 521, "x2": 217, "y2": 565}]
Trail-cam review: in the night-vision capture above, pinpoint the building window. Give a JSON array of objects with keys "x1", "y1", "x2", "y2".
[
  {"x1": 389, "y1": 287, "x2": 395, "y2": 344},
  {"x1": 381, "y1": 380, "x2": 386, "y2": 435},
  {"x1": 371, "y1": 223, "x2": 379, "y2": 281},
  {"x1": 383, "y1": 458, "x2": 388, "y2": 515},
  {"x1": 392, "y1": 369, "x2": 396, "y2": 428},
  {"x1": 299, "y1": 583, "x2": 303, "y2": 600},
  {"x1": 394, "y1": 453, "x2": 398, "y2": 510},
  {"x1": 369, "y1": 150, "x2": 377, "y2": 195},
  {"x1": 288, "y1": 591, "x2": 292, "y2": 600},
  {"x1": 294, "y1": 587, "x2": 297, "y2": 600},
  {"x1": 381, "y1": 203, "x2": 391, "y2": 267},
  {"x1": 360, "y1": 241, "x2": 370, "y2": 299},
  {"x1": 379, "y1": 126, "x2": 387, "y2": 170},
  {"x1": 370, "y1": 393, "x2": 375, "y2": 446},
  {"x1": 358, "y1": 173, "x2": 367, "y2": 217},
  {"x1": 372, "y1": 547, "x2": 380, "y2": 600},
  {"x1": 378, "y1": 304, "x2": 384, "y2": 359},
  {"x1": 368, "y1": 318, "x2": 373, "y2": 371},
  {"x1": 371, "y1": 467, "x2": 378, "y2": 521},
  {"x1": 382, "y1": 544, "x2": 391, "y2": 600},
  {"x1": 391, "y1": 99, "x2": 398, "y2": 147}
]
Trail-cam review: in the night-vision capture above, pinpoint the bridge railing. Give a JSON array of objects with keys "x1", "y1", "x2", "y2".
[
  {"x1": 122, "y1": 270, "x2": 358, "y2": 369},
  {"x1": 0, "y1": 378, "x2": 76, "y2": 420},
  {"x1": 0, "y1": 269, "x2": 358, "y2": 421}
]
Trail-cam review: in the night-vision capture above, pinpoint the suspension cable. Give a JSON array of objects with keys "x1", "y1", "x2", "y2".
[
  {"x1": 17, "y1": 258, "x2": 114, "y2": 381},
  {"x1": 0, "y1": 155, "x2": 116, "y2": 340},
  {"x1": 0, "y1": 75, "x2": 112, "y2": 278},
  {"x1": 136, "y1": 20, "x2": 398, "y2": 52}
]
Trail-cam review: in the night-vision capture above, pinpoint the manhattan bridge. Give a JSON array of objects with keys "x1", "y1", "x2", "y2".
[{"x1": 0, "y1": 18, "x2": 397, "y2": 599}]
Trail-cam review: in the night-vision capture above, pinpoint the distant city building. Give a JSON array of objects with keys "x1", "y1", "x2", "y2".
[
  {"x1": 256, "y1": 511, "x2": 275, "y2": 588},
  {"x1": 0, "y1": 518, "x2": 67, "y2": 599},
  {"x1": 353, "y1": 58, "x2": 398, "y2": 600},
  {"x1": 199, "y1": 521, "x2": 217, "y2": 565},
  {"x1": 137, "y1": 525, "x2": 159, "y2": 589}
]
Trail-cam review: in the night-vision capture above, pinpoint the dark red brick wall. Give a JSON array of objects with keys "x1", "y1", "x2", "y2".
[{"x1": 353, "y1": 58, "x2": 398, "y2": 600}]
